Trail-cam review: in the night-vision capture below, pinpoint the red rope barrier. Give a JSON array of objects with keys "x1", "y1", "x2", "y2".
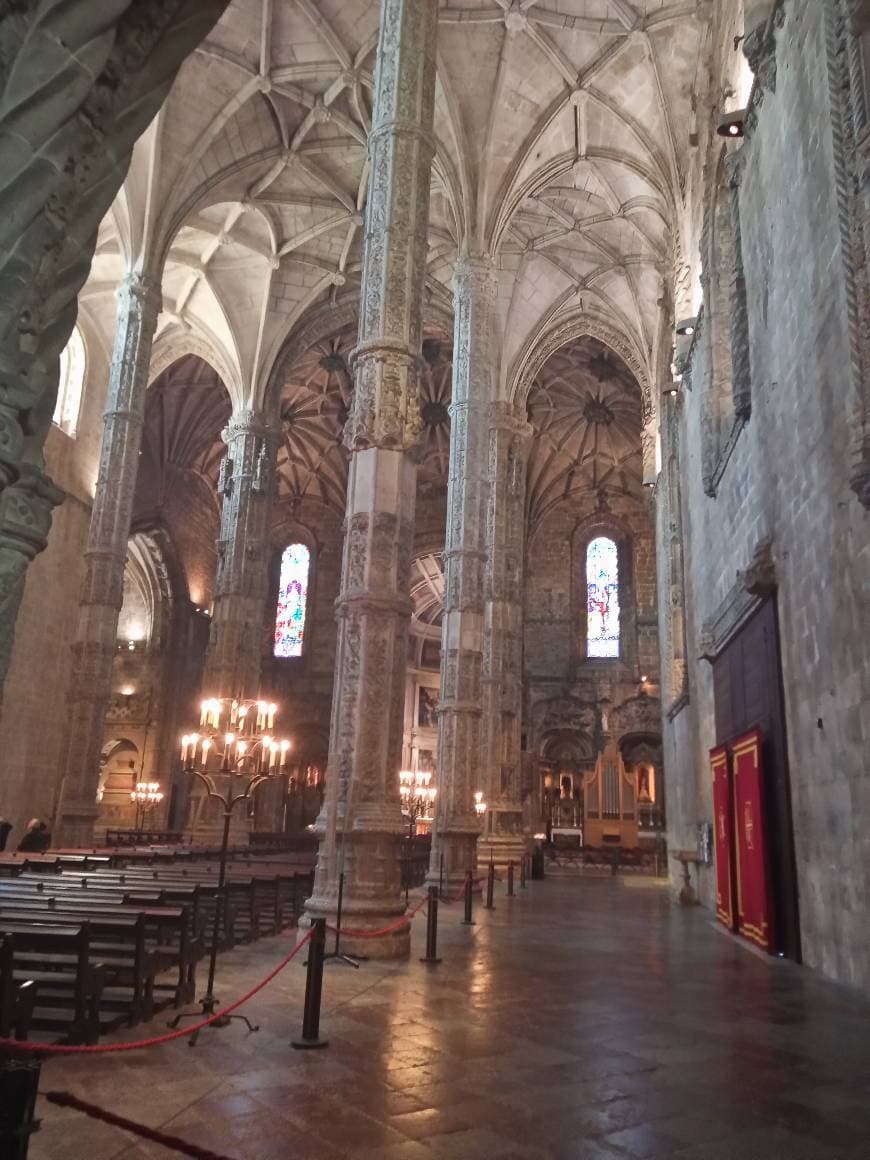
[
  {"x1": 326, "y1": 893, "x2": 428, "y2": 939},
  {"x1": 45, "y1": 1092, "x2": 237, "y2": 1160},
  {"x1": 0, "y1": 929, "x2": 313, "y2": 1055}
]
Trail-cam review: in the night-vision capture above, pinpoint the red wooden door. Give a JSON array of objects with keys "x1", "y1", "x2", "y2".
[
  {"x1": 710, "y1": 745, "x2": 735, "y2": 930},
  {"x1": 731, "y1": 727, "x2": 775, "y2": 952}
]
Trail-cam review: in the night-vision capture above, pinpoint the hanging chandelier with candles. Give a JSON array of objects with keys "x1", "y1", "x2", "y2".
[{"x1": 181, "y1": 697, "x2": 292, "y2": 777}]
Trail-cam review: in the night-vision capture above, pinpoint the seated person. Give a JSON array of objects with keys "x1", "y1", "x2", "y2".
[{"x1": 17, "y1": 818, "x2": 51, "y2": 853}]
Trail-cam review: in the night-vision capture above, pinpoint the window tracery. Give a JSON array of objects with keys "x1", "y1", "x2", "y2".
[{"x1": 274, "y1": 543, "x2": 310, "y2": 658}]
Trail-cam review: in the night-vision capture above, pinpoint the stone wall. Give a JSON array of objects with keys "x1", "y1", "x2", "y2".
[
  {"x1": 662, "y1": 0, "x2": 870, "y2": 988},
  {"x1": 0, "y1": 317, "x2": 109, "y2": 842}
]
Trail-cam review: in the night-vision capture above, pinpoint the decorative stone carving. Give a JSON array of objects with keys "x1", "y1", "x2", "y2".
[
  {"x1": 479, "y1": 401, "x2": 532, "y2": 865},
  {"x1": 304, "y1": 0, "x2": 439, "y2": 959},
  {"x1": 699, "y1": 540, "x2": 776, "y2": 660},
  {"x1": 54, "y1": 273, "x2": 161, "y2": 846},
  {"x1": 428, "y1": 257, "x2": 495, "y2": 891},
  {"x1": 824, "y1": 0, "x2": 870, "y2": 506},
  {"x1": 511, "y1": 312, "x2": 653, "y2": 425},
  {"x1": 0, "y1": 1, "x2": 231, "y2": 682},
  {"x1": 609, "y1": 695, "x2": 662, "y2": 744},
  {"x1": 0, "y1": 464, "x2": 64, "y2": 699}
]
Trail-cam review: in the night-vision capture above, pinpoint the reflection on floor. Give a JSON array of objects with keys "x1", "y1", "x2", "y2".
[{"x1": 32, "y1": 878, "x2": 870, "y2": 1160}]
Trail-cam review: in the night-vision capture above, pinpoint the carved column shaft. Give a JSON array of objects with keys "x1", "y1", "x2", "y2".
[
  {"x1": 305, "y1": 0, "x2": 438, "y2": 958},
  {"x1": 479, "y1": 403, "x2": 532, "y2": 865},
  {"x1": 427, "y1": 258, "x2": 495, "y2": 890},
  {"x1": 55, "y1": 273, "x2": 161, "y2": 846},
  {"x1": 187, "y1": 409, "x2": 279, "y2": 843},
  {"x1": 0, "y1": 465, "x2": 64, "y2": 707},
  {"x1": 204, "y1": 410, "x2": 278, "y2": 699}
]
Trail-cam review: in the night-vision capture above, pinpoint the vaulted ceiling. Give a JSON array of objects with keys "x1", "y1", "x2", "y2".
[{"x1": 81, "y1": 0, "x2": 713, "y2": 416}]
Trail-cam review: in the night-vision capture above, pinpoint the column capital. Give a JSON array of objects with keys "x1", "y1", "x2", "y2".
[
  {"x1": 452, "y1": 255, "x2": 498, "y2": 298},
  {"x1": 488, "y1": 400, "x2": 533, "y2": 443},
  {"x1": 0, "y1": 462, "x2": 64, "y2": 560},
  {"x1": 119, "y1": 270, "x2": 162, "y2": 330}
]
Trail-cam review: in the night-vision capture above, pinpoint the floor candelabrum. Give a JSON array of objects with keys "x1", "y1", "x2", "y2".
[
  {"x1": 130, "y1": 782, "x2": 163, "y2": 832},
  {"x1": 170, "y1": 697, "x2": 292, "y2": 1042},
  {"x1": 399, "y1": 769, "x2": 437, "y2": 838}
]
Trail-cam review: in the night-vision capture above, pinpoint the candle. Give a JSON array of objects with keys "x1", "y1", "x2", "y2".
[
  {"x1": 268, "y1": 703, "x2": 277, "y2": 730},
  {"x1": 202, "y1": 738, "x2": 211, "y2": 766},
  {"x1": 181, "y1": 734, "x2": 189, "y2": 763},
  {"x1": 280, "y1": 739, "x2": 291, "y2": 770},
  {"x1": 200, "y1": 701, "x2": 207, "y2": 727}
]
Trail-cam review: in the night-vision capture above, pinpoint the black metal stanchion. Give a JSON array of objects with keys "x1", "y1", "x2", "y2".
[
  {"x1": 462, "y1": 870, "x2": 475, "y2": 925},
  {"x1": 519, "y1": 853, "x2": 527, "y2": 889},
  {"x1": 484, "y1": 857, "x2": 495, "y2": 910},
  {"x1": 292, "y1": 919, "x2": 329, "y2": 1050},
  {"x1": 0, "y1": 1051, "x2": 41, "y2": 1160},
  {"x1": 420, "y1": 886, "x2": 441, "y2": 964},
  {"x1": 438, "y1": 853, "x2": 444, "y2": 900},
  {"x1": 507, "y1": 860, "x2": 515, "y2": 896},
  {"x1": 323, "y1": 872, "x2": 361, "y2": 968}
]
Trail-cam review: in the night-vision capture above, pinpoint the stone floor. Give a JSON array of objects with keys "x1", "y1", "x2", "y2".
[{"x1": 29, "y1": 877, "x2": 870, "y2": 1160}]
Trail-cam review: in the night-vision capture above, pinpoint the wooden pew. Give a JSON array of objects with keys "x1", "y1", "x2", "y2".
[{"x1": 1, "y1": 922, "x2": 105, "y2": 1044}]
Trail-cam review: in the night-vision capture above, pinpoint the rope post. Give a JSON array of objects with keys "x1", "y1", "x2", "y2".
[
  {"x1": 438, "y1": 853, "x2": 444, "y2": 900},
  {"x1": 292, "y1": 921, "x2": 329, "y2": 1050},
  {"x1": 420, "y1": 886, "x2": 441, "y2": 964},
  {"x1": 507, "y1": 860, "x2": 515, "y2": 897},
  {"x1": 485, "y1": 857, "x2": 495, "y2": 910},
  {"x1": 0, "y1": 1050, "x2": 41, "y2": 1159},
  {"x1": 520, "y1": 853, "x2": 527, "y2": 889},
  {"x1": 461, "y1": 870, "x2": 475, "y2": 924}
]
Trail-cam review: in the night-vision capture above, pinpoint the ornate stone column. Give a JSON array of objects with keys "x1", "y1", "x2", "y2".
[
  {"x1": 204, "y1": 410, "x2": 278, "y2": 699},
  {"x1": 189, "y1": 408, "x2": 279, "y2": 842},
  {"x1": 304, "y1": 0, "x2": 438, "y2": 958},
  {"x1": 0, "y1": 464, "x2": 64, "y2": 705},
  {"x1": 54, "y1": 273, "x2": 161, "y2": 846},
  {"x1": 427, "y1": 257, "x2": 495, "y2": 893},
  {"x1": 478, "y1": 403, "x2": 532, "y2": 866}
]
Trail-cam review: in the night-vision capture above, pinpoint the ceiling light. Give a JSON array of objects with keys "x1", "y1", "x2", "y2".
[{"x1": 716, "y1": 109, "x2": 746, "y2": 139}]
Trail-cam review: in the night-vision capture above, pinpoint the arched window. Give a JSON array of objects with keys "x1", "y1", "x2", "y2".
[
  {"x1": 274, "y1": 543, "x2": 310, "y2": 658},
  {"x1": 586, "y1": 536, "x2": 619, "y2": 658},
  {"x1": 52, "y1": 325, "x2": 86, "y2": 437}
]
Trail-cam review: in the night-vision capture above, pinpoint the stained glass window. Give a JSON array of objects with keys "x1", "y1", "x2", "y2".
[
  {"x1": 586, "y1": 536, "x2": 620, "y2": 658},
  {"x1": 274, "y1": 543, "x2": 310, "y2": 658}
]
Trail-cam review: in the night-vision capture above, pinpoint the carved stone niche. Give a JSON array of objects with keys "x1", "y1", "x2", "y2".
[
  {"x1": 699, "y1": 540, "x2": 775, "y2": 661},
  {"x1": 609, "y1": 694, "x2": 662, "y2": 744}
]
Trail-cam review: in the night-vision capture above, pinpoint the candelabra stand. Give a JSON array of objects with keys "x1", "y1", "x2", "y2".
[
  {"x1": 130, "y1": 782, "x2": 163, "y2": 832},
  {"x1": 169, "y1": 698, "x2": 291, "y2": 1044}
]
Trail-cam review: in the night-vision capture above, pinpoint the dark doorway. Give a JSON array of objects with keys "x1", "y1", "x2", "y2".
[{"x1": 712, "y1": 597, "x2": 801, "y2": 961}]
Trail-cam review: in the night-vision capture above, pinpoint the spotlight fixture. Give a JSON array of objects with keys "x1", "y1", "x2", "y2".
[
  {"x1": 716, "y1": 108, "x2": 746, "y2": 139},
  {"x1": 675, "y1": 316, "x2": 697, "y2": 337}
]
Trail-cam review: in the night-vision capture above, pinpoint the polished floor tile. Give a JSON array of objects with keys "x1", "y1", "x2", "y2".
[{"x1": 28, "y1": 878, "x2": 870, "y2": 1159}]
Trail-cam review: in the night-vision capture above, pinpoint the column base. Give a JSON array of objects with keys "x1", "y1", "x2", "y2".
[
  {"x1": 427, "y1": 828, "x2": 479, "y2": 899},
  {"x1": 304, "y1": 829, "x2": 410, "y2": 960}
]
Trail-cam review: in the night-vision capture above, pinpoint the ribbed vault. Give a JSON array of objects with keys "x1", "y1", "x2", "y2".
[{"x1": 526, "y1": 335, "x2": 642, "y2": 528}]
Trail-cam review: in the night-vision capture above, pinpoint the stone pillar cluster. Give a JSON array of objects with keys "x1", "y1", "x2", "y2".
[
  {"x1": 188, "y1": 408, "x2": 279, "y2": 842},
  {"x1": 204, "y1": 410, "x2": 278, "y2": 700},
  {"x1": 304, "y1": 0, "x2": 438, "y2": 958},
  {"x1": 427, "y1": 258, "x2": 495, "y2": 893},
  {"x1": 478, "y1": 404, "x2": 531, "y2": 865},
  {"x1": 55, "y1": 273, "x2": 161, "y2": 846}
]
